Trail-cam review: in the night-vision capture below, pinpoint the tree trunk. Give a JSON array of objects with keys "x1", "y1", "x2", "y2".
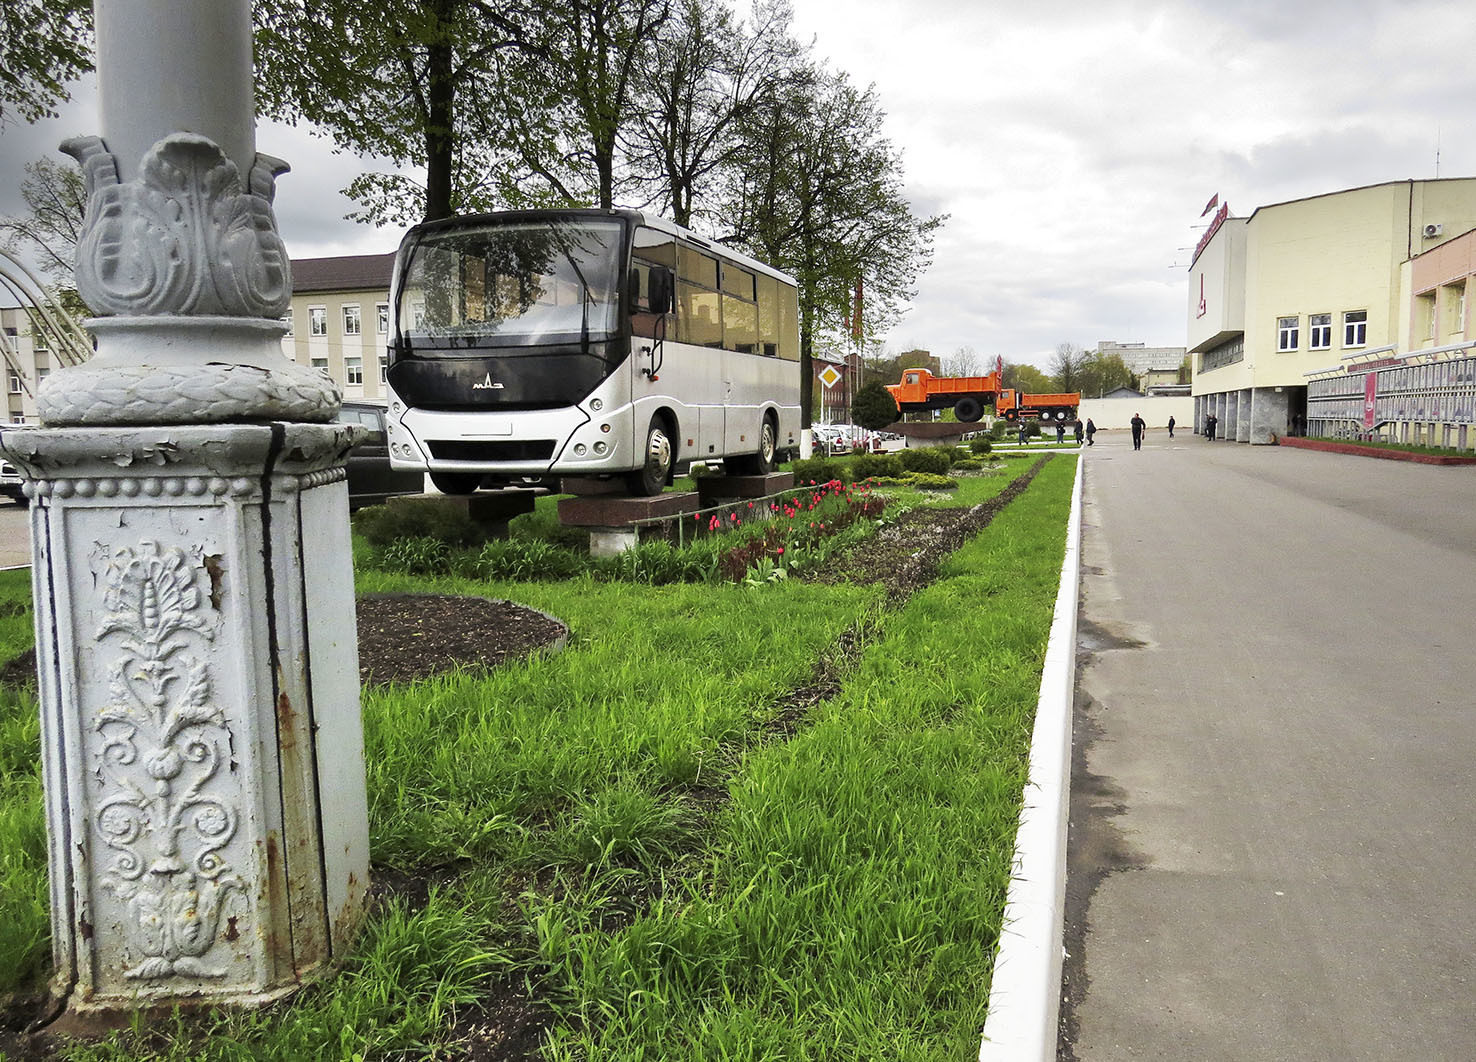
[{"x1": 424, "y1": 24, "x2": 455, "y2": 222}]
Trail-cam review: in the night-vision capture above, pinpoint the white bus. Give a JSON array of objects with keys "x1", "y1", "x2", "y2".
[{"x1": 383, "y1": 208, "x2": 802, "y2": 495}]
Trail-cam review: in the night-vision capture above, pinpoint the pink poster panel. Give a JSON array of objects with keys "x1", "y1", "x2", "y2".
[{"x1": 1363, "y1": 371, "x2": 1378, "y2": 429}]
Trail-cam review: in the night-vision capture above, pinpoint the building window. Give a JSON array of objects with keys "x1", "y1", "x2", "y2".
[
  {"x1": 1277, "y1": 316, "x2": 1299, "y2": 352},
  {"x1": 345, "y1": 356, "x2": 363, "y2": 385},
  {"x1": 311, "y1": 356, "x2": 329, "y2": 372},
  {"x1": 376, "y1": 303, "x2": 390, "y2": 335},
  {"x1": 309, "y1": 306, "x2": 327, "y2": 337},
  {"x1": 1343, "y1": 310, "x2": 1367, "y2": 348},
  {"x1": 281, "y1": 313, "x2": 294, "y2": 337},
  {"x1": 1309, "y1": 313, "x2": 1331, "y2": 350},
  {"x1": 1446, "y1": 282, "x2": 1467, "y2": 336},
  {"x1": 380, "y1": 356, "x2": 389, "y2": 383},
  {"x1": 1417, "y1": 293, "x2": 1437, "y2": 342},
  {"x1": 343, "y1": 304, "x2": 362, "y2": 336},
  {"x1": 37, "y1": 368, "x2": 50, "y2": 380},
  {"x1": 31, "y1": 331, "x2": 47, "y2": 353},
  {"x1": 7, "y1": 371, "x2": 20, "y2": 394}
]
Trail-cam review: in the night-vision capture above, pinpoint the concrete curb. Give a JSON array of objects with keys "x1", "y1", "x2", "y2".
[{"x1": 978, "y1": 453, "x2": 1083, "y2": 1061}]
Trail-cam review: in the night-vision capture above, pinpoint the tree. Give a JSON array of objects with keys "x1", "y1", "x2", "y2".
[
  {"x1": 1050, "y1": 342, "x2": 1086, "y2": 392},
  {"x1": 255, "y1": 0, "x2": 541, "y2": 224},
  {"x1": 0, "y1": 156, "x2": 86, "y2": 283},
  {"x1": 497, "y1": 0, "x2": 673, "y2": 210},
  {"x1": 851, "y1": 378, "x2": 899, "y2": 431},
  {"x1": 627, "y1": 0, "x2": 784, "y2": 227},
  {"x1": 724, "y1": 61, "x2": 943, "y2": 426},
  {"x1": 941, "y1": 344, "x2": 980, "y2": 377},
  {"x1": 1003, "y1": 361, "x2": 1053, "y2": 393},
  {"x1": 0, "y1": 0, "x2": 92, "y2": 124},
  {"x1": 1077, "y1": 350, "x2": 1135, "y2": 396}
]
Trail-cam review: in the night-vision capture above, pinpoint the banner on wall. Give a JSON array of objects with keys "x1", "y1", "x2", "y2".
[{"x1": 1363, "y1": 371, "x2": 1378, "y2": 429}]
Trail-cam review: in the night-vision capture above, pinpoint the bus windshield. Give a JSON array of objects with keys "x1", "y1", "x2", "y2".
[{"x1": 397, "y1": 218, "x2": 624, "y2": 349}]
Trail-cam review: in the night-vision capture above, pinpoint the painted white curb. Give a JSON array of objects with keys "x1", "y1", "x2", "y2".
[{"x1": 979, "y1": 453, "x2": 1083, "y2": 1061}]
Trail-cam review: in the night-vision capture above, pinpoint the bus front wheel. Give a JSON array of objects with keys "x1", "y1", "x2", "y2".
[
  {"x1": 629, "y1": 420, "x2": 673, "y2": 496},
  {"x1": 430, "y1": 472, "x2": 483, "y2": 495}
]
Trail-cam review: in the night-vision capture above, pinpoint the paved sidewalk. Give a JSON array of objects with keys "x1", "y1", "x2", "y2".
[{"x1": 1059, "y1": 432, "x2": 1476, "y2": 1061}]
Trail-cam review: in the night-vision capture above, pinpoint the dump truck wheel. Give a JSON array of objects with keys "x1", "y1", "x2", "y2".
[{"x1": 954, "y1": 397, "x2": 983, "y2": 422}]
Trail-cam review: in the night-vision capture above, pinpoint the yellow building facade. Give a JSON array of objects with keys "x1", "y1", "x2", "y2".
[
  {"x1": 1187, "y1": 178, "x2": 1476, "y2": 443},
  {"x1": 279, "y1": 253, "x2": 396, "y2": 403}
]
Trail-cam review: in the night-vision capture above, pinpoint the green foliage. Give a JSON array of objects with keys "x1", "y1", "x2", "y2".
[
  {"x1": 379, "y1": 536, "x2": 455, "y2": 576},
  {"x1": 476, "y1": 538, "x2": 587, "y2": 581},
  {"x1": 989, "y1": 419, "x2": 1010, "y2": 441},
  {"x1": 970, "y1": 437, "x2": 992, "y2": 455},
  {"x1": 851, "y1": 379, "x2": 900, "y2": 431},
  {"x1": 902, "y1": 471, "x2": 957, "y2": 490},
  {"x1": 790, "y1": 456, "x2": 842, "y2": 485},
  {"x1": 897, "y1": 447, "x2": 951, "y2": 475},
  {"x1": 0, "y1": 0, "x2": 92, "y2": 124},
  {"x1": 353, "y1": 498, "x2": 485, "y2": 549},
  {"x1": 594, "y1": 538, "x2": 724, "y2": 585},
  {"x1": 953, "y1": 459, "x2": 983, "y2": 471},
  {"x1": 0, "y1": 686, "x2": 46, "y2": 991},
  {"x1": 849, "y1": 452, "x2": 903, "y2": 480}
]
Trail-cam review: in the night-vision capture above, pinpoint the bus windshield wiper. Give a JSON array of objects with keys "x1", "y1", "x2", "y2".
[{"x1": 549, "y1": 231, "x2": 593, "y2": 357}]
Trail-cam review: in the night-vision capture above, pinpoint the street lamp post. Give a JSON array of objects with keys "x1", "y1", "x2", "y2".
[{"x1": 0, "y1": 0, "x2": 370, "y2": 1014}]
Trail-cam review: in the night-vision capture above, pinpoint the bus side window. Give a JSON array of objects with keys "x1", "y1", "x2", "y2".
[
  {"x1": 756, "y1": 273, "x2": 780, "y2": 357},
  {"x1": 677, "y1": 244, "x2": 722, "y2": 348}
]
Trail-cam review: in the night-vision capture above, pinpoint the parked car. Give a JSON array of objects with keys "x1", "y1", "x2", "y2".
[
  {"x1": 0, "y1": 460, "x2": 25, "y2": 506},
  {"x1": 335, "y1": 401, "x2": 425, "y2": 509}
]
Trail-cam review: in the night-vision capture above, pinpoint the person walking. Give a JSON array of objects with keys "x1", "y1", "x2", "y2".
[
  {"x1": 1056, "y1": 422, "x2": 1066, "y2": 444},
  {"x1": 1206, "y1": 413, "x2": 1217, "y2": 441},
  {"x1": 1168, "y1": 415, "x2": 1176, "y2": 438},
  {"x1": 1085, "y1": 418, "x2": 1097, "y2": 446},
  {"x1": 1018, "y1": 422, "x2": 1029, "y2": 446},
  {"x1": 1074, "y1": 420, "x2": 1085, "y2": 445},
  {"x1": 1131, "y1": 412, "x2": 1146, "y2": 451}
]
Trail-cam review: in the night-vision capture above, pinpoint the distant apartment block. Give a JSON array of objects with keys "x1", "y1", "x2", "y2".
[
  {"x1": 1094, "y1": 340, "x2": 1187, "y2": 392},
  {"x1": 0, "y1": 306, "x2": 56, "y2": 423}
]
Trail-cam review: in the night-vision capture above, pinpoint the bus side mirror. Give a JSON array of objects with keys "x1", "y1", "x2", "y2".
[{"x1": 649, "y1": 267, "x2": 674, "y2": 315}]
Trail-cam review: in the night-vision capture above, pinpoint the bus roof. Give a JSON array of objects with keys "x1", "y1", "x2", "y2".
[{"x1": 402, "y1": 207, "x2": 799, "y2": 289}]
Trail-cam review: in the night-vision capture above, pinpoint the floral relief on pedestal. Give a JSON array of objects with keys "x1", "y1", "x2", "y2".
[{"x1": 90, "y1": 540, "x2": 243, "y2": 980}]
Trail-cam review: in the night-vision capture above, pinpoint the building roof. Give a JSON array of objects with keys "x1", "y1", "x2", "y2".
[{"x1": 291, "y1": 253, "x2": 395, "y2": 294}]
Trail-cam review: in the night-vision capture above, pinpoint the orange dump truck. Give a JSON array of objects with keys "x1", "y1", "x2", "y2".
[{"x1": 885, "y1": 368, "x2": 1080, "y2": 423}]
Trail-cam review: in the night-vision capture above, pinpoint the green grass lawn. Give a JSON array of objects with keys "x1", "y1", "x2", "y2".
[{"x1": 0, "y1": 457, "x2": 1077, "y2": 1060}]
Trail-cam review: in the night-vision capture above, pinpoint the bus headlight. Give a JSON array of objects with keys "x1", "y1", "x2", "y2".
[
  {"x1": 574, "y1": 443, "x2": 587, "y2": 456},
  {"x1": 594, "y1": 441, "x2": 607, "y2": 454},
  {"x1": 590, "y1": 398, "x2": 603, "y2": 411}
]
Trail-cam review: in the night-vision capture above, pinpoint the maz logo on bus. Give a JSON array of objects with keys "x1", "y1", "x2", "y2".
[{"x1": 472, "y1": 373, "x2": 505, "y2": 390}]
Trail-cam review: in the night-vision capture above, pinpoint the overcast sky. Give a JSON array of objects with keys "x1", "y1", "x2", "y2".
[{"x1": 3, "y1": 0, "x2": 1475, "y2": 370}]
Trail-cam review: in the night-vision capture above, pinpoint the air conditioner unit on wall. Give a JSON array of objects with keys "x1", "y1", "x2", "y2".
[{"x1": 1423, "y1": 223, "x2": 1443, "y2": 239}]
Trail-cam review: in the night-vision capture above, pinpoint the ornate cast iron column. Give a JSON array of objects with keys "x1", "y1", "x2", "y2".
[{"x1": 0, "y1": 0, "x2": 370, "y2": 1013}]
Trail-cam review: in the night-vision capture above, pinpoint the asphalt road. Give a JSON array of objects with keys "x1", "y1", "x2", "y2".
[{"x1": 1059, "y1": 431, "x2": 1476, "y2": 1060}]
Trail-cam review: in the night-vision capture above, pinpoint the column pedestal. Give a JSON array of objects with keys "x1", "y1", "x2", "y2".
[{"x1": 0, "y1": 423, "x2": 369, "y2": 1012}]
